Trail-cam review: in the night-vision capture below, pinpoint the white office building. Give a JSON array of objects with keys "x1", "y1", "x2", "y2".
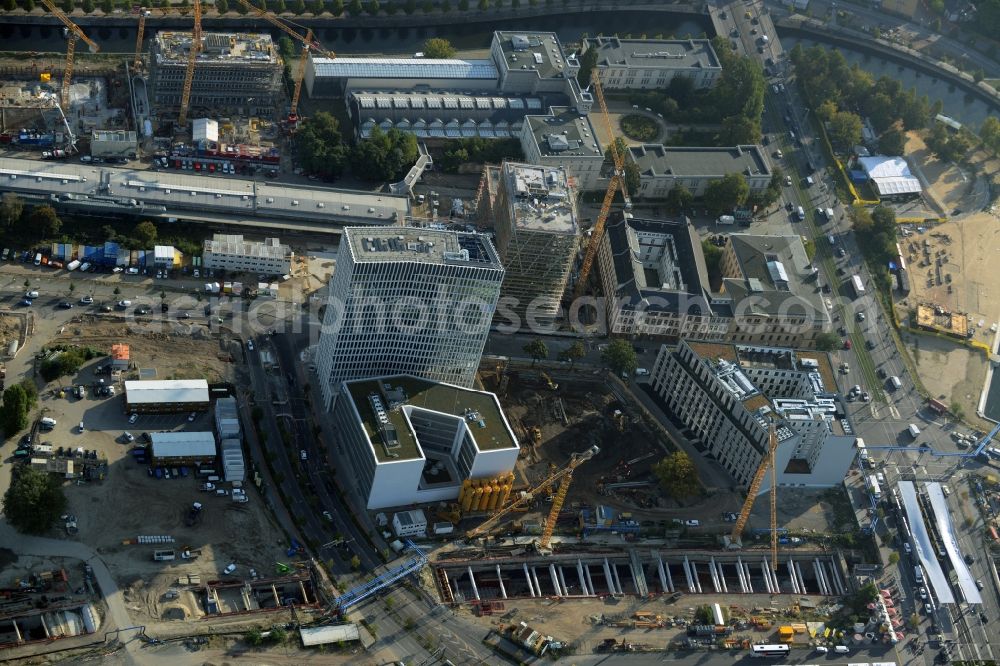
[
  {"x1": 316, "y1": 228, "x2": 504, "y2": 411},
  {"x1": 203, "y1": 234, "x2": 292, "y2": 275},
  {"x1": 332, "y1": 375, "x2": 520, "y2": 510},
  {"x1": 649, "y1": 341, "x2": 854, "y2": 491}
]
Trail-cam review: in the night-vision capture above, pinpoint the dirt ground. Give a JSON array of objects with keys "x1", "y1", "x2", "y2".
[
  {"x1": 893, "y1": 135, "x2": 1000, "y2": 424},
  {"x1": 0, "y1": 312, "x2": 23, "y2": 353},
  {"x1": 480, "y1": 368, "x2": 796, "y2": 532},
  {"x1": 901, "y1": 331, "x2": 991, "y2": 430},
  {"x1": 51, "y1": 317, "x2": 233, "y2": 382},
  {"x1": 454, "y1": 589, "x2": 829, "y2": 654}
]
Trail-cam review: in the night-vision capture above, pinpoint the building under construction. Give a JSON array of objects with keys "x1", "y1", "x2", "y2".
[
  {"x1": 478, "y1": 162, "x2": 579, "y2": 328},
  {"x1": 149, "y1": 32, "x2": 283, "y2": 118}
]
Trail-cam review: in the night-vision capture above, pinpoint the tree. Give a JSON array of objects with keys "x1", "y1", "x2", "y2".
[
  {"x1": 422, "y1": 38, "x2": 455, "y2": 59},
  {"x1": 19, "y1": 379, "x2": 38, "y2": 410},
  {"x1": 720, "y1": 114, "x2": 760, "y2": 145},
  {"x1": 274, "y1": 0, "x2": 286, "y2": 11},
  {"x1": 878, "y1": 128, "x2": 907, "y2": 156},
  {"x1": 81, "y1": 0, "x2": 94, "y2": 12},
  {"x1": 99, "y1": 0, "x2": 112, "y2": 12},
  {"x1": 3, "y1": 0, "x2": 16, "y2": 9},
  {"x1": 652, "y1": 452, "x2": 701, "y2": 500},
  {"x1": 702, "y1": 173, "x2": 749, "y2": 214},
  {"x1": 909, "y1": 612, "x2": 920, "y2": 630},
  {"x1": 888, "y1": 551, "x2": 900, "y2": 565},
  {"x1": 350, "y1": 554, "x2": 361, "y2": 570},
  {"x1": 59, "y1": 0, "x2": 72, "y2": 12},
  {"x1": 476, "y1": 0, "x2": 487, "y2": 10},
  {"x1": 277, "y1": 37, "x2": 296, "y2": 60},
  {"x1": 440, "y1": 0, "x2": 449, "y2": 11},
  {"x1": 601, "y1": 339, "x2": 637, "y2": 376},
  {"x1": 0, "y1": 384, "x2": 30, "y2": 436},
  {"x1": 523, "y1": 338, "x2": 548, "y2": 366},
  {"x1": 576, "y1": 46, "x2": 597, "y2": 88},
  {"x1": 815, "y1": 331, "x2": 840, "y2": 351},
  {"x1": 421, "y1": 0, "x2": 432, "y2": 11},
  {"x1": 328, "y1": 0, "x2": 343, "y2": 13},
  {"x1": 950, "y1": 401, "x2": 965, "y2": 420},
  {"x1": 236, "y1": 0, "x2": 249, "y2": 12},
  {"x1": 557, "y1": 341, "x2": 585, "y2": 367},
  {"x1": 701, "y1": 239, "x2": 723, "y2": 283},
  {"x1": 828, "y1": 111, "x2": 863, "y2": 148},
  {"x1": 3, "y1": 467, "x2": 67, "y2": 535},
  {"x1": 293, "y1": 0, "x2": 306, "y2": 11},
  {"x1": 350, "y1": 127, "x2": 418, "y2": 182},
  {"x1": 665, "y1": 184, "x2": 693, "y2": 214},
  {"x1": 295, "y1": 112, "x2": 349, "y2": 180},
  {"x1": 403, "y1": 0, "x2": 415, "y2": 10},
  {"x1": 244, "y1": 627, "x2": 264, "y2": 646},
  {"x1": 457, "y1": 0, "x2": 467, "y2": 8},
  {"x1": 133, "y1": 220, "x2": 158, "y2": 247},
  {"x1": 365, "y1": 0, "x2": 378, "y2": 13},
  {"x1": 27, "y1": 205, "x2": 61, "y2": 239},
  {"x1": 980, "y1": 116, "x2": 1000, "y2": 155},
  {"x1": 113, "y1": 286, "x2": 121, "y2": 295},
  {"x1": 40, "y1": 348, "x2": 88, "y2": 382},
  {"x1": 348, "y1": 0, "x2": 361, "y2": 13},
  {"x1": 816, "y1": 100, "x2": 838, "y2": 123},
  {"x1": 0, "y1": 192, "x2": 23, "y2": 229}
]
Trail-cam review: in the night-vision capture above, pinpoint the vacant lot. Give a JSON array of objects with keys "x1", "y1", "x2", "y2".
[{"x1": 24, "y1": 322, "x2": 293, "y2": 626}]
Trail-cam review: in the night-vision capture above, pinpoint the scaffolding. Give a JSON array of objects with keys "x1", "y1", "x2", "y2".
[{"x1": 331, "y1": 540, "x2": 427, "y2": 612}]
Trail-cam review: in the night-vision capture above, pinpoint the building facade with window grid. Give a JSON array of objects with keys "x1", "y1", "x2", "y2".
[
  {"x1": 316, "y1": 227, "x2": 504, "y2": 411},
  {"x1": 649, "y1": 340, "x2": 854, "y2": 492}
]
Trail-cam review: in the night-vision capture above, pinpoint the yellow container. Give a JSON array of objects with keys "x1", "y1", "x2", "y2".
[
  {"x1": 478, "y1": 486, "x2": 493, "y2": 511},
  {"x1": 487, "y1": 485, "x2": 501, "y2": 511},
  {"x1": 471, "y1": 487, "x2": 484, "y2": 512}
]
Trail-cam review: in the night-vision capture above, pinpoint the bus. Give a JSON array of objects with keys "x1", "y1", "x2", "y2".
[{"x1": 751, "y1": 644, "x2": 791, "y2": 658}]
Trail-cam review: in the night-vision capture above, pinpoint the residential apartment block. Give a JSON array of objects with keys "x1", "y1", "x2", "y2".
[
  {"x1": 478, "y1": 162, "x2": 579, "y2": 328},
  {"x1": 583, "y1": 36, "x2": 722, "y2": 90},
  {"x1": 202, "y1": 234, "x2": 292, "y2": 275},
  {"x1": 331, "y1": 374, "x2": 519, "y2": 510},
  {"x1": 316, "y1": 228, "x2": 504, "y2": 411},
  {"x1": 649, "y1": 340, "x2": 854, "y2": 492},
  {"x1": 149, "y1": 31, "x2": 283, "y2": 116}
]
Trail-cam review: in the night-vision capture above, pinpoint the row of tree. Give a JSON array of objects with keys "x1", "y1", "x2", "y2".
[
  {"x1": 295, "y1": 113, "x2": 418, "y2": 182},
  {"x1": 26, "y1": 0, "x2": 576, "y2": 14},
  {"x1": 789, "y1": 43, "x2": 937, "y2": 147}
]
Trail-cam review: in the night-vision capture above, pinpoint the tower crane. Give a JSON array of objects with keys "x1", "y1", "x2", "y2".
[
  {"x1": 727, "y1": 422, "x2": 779, "y2": 571},
  {"x1": 177, "y1": 0, "x2": 201, "y2": 128},
  {"x1": 40, "y1": 0, "x2": 100, "y2": 111},
  {"x1": 573, "y1": 68, "x2": 631, "y2": 299},
  {"x1": 233, "y1": 0, "x2": 336, "y2": 123},
  {"x1": 466, "y1": 446, "x2": 599, "y2": 552}
]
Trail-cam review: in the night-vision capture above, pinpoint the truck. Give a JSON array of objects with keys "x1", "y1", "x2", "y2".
[
  {"x1": 850, "y1": 275, "x2": 865, "y2": 297},
  {"x1": 180, "y1": 548, "x2": 202, "y2": 559},
  {"x1": 153, "y1": 550, "x2": 176, "y2": 561},
  {"x1": 867, "y1": 474, "x2": 882, "y2": 499}
]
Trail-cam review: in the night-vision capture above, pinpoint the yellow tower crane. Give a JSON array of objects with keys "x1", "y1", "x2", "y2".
[
  {"x1": 40, "y1": 0, "x2": 100, "y2": 111},
  {"x1": 728, "y1": 423, "x2": 779, "y2": 570},
  {"x1": 574, "y1": 68, "x2": 631, "y2": 299},
  {"x1": 233, "y1": 0, "x2": 336, "y2": 123},
  {"x1": 466, "y1": 446, "x2": 599, "y2": 552},
  {"x1": 177, "y1": 0, "x2": 202, "y2": 128}
]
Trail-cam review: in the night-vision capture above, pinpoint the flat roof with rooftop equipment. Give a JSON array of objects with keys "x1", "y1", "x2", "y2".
[
  {"x1": 502, "y1": 163, "x2": 577, "y2": 235},
  {"x1": 345, "y1": 375, "x2": 518, "y2": 464}
]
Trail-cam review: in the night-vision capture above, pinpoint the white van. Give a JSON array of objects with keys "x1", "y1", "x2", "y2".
[
  {"x1": 806, "y1": 176, "x2": 815, "y2": 186},
  {"x1": 834, "y1": 645, "x2": 850, "y2": 654},
  {"x1": 34, "y1": 253, "x2": 42, "y2": 265},
  {"x1": 890, "y1": 376, "x2": 902, "y2": 390},
  {"x1": 796, "y1": 206, "x2": 805, "y2": 221},
  {"x1": 908, "y1": 423, "x2": 921, "y2": 438},
  {"x1": 635, "y1": 368, "x2": 650, "y2": 376},
  {"x1": 40, "y1": 417, "x2": 57, "y2": 428}
]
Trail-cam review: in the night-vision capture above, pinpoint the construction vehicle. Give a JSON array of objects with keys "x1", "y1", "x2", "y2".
[
  {"x1": 275, "y1": 562, "x2": 292, "y2": 574},
  {"x1": 40, "y1": 0, "x2": 100, "y2": 112},
  {"x1": 540, "y1": 372, "x2": 558, "y2": 391},
  {"x1": 574, "y1": 68, "x2": 631, "y2": 298},
  {"x1": 177, "y1": 0, "x2": 201, "y2": 128},
  {"x1": 465, "y1": 446, "x2": 598, "y2": 552},
  {"x1": 233, "y1": 0, "x2": 336, "y2": 124},
  {"x1": 727, "y1": 423, "x2": 779, "y2": 570}
]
